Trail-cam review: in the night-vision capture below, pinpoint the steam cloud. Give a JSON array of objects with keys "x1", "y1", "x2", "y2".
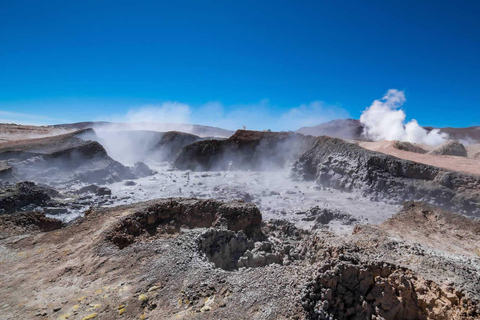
[{"x1": 360, "y1": 89, "x2": 448, "y2": 145}]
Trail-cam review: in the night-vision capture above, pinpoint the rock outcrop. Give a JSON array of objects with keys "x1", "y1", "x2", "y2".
[
  {"x1": 292, "y1": 136, "x2": 480, "y2": 216},
  {"x1": 394, "y1": 140, "x2": 427, "y2": 154},
  {"x1": 104, "y1": 198, "x2": 262, "y2": 249},
  {"x1": 302, "y1": 259, "x2": 479, "y2": 320},
  {"x1": 430, "y1": 140, "x2": 468, "y2": 157},
  {"x1": 155, "y1": 131, "x2": 204, "y2": 161},
  {"x1": 0, "y1": 181, "x2": 60, "y2": 214},
  {"x1": 0, "y1": 129, "x2": 136, "y2": 184},
  {"x1": 174, "y1": 130, "x2": 317, "y2": 171}
]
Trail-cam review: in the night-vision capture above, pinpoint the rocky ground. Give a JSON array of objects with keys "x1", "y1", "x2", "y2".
[
  {"x1": 1, "y1": 124, "x2": 480, "y2": 319},
  {"x1": 0, "y1": 200, "x2": 479, "y2": 320}
]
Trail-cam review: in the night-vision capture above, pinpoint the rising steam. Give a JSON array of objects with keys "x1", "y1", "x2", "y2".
[{"x1": 360, "y1": 89, "x2": 448, "y2": 145}]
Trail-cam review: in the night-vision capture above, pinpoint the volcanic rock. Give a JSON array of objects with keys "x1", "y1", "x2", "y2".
[
  {"x1": 0, "y1": 211, "x2": 62, "y2": 238},
  {"x1": 292, "y1": 136, "x2": 480, "y2": 216},
  {"x1": 302, "y1": 259, "x2": 479, "y2": 320},
  {"x1": 154, "y1": 131, "x2": 203, "y2": 161},
  {"x1": 430, "y1": 140, "x2": 468, "y2": 157},
  {"x1": 1, "y1": 199, "x2": 480, "y2": 319},
  {"x1": 0, "y1": 160, "x2": 12, "y2": 179},
  {"x1": 0, "y1": 129, "x2": 135, "y2": 184},
  {"x1": 174, "y1": 130, "x2": 317, "y2": 171},
  {"x1": 0, "y1": 181, "x2": 60, "y2": 214},
  {"x1": 132, "y1": 161, "x2": 155, "y2": 177},
  {"x1": 393, "y1": 140, "x2": 427, "y2": 154},
  {"x1": 297, "y1": 206, "x2": 358, "y2": 227},
  {"x1": 104, "y1": 198, "x2": 262, "y2": 249}
]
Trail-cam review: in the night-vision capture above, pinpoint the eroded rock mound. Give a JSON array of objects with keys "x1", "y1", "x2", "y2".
[
  {"x1": 381, "y1": 201, "x2": 480, "y2": 257},
  {"x1": 292, "y1": 136, "x2": 480, "y2": 216},
  {"x1": 394, "y1": 141, "x2": 427, "y2": 154},
  {"x1": 430, "y1": 140, "x2": 468, "y2": 157},
  {"x1": 105, "y1": 198, "x2": 262, "y2": 249},
  {"x1": 0, "y1": 129, "x2": 135, "y2": 184},
  {"x1": 303, "y1": 260, "x2": 479, "y2": 320},
  {"x1": 174, "y1": 130, "x2": 317, "y2": 171}
]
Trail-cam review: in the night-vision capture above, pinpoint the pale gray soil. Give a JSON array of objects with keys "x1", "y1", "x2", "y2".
[{"x1": 101, "y1": 164, "x2": 399, "y2": 233}]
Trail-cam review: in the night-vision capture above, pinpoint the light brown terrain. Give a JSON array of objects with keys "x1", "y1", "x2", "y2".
[
  {"x1": 0, "y1": 123, "x2": 72, "y2": 143},
  {"x1": 360, "y1": 140, "x2": 480, "y2": 176}
]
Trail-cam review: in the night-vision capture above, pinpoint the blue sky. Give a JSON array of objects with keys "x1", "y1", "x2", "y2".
[{"x1": 1, "y1": 0, "x2": 479, "y2": 130}]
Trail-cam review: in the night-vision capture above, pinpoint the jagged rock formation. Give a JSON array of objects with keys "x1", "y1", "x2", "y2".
[
  {"x1": 430, "y1": 140, "x2": 468, "y2": 157},
  {"x1": 0, "y1": 129, "x2": 137, "y2": 184},
  {"x1": 302, "y1": 260, "x2": 479, "y2": 320},
  {"x1": 174, "y1": 130, "x2": 317, "y2": 171},
  {"x1": 292, "y1": 136, "x2": 480, "y2": 216}
]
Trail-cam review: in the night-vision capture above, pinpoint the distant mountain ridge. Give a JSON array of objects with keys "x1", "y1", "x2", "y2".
[
  {"x1": 54, "y1": 121, "x2": 235, "y2": 138},
  {"x1": 296, "y1": 119, "x2": 365, "y2": 140},
  {"x1": 297, "y1": 119, "x2": 480, "y2": 143}
]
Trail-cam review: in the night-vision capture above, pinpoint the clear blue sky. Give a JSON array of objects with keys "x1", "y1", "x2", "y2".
[{"x1": 1, "y1": 0, "x2": 479, "y2": 129}]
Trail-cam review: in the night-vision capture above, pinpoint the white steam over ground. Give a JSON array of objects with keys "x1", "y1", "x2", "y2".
[
  {"x1": 100, "y1": 99, "x2": 349, "y2": 133},
  {"x1": 360, "y1": 89, "x2": 448, "y2": 145},
  {"x1": 92, "y1": 100, "x2": 349, "y2": 165}
]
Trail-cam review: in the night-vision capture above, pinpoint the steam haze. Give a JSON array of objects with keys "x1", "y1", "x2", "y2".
[{"x1": 101, "y1": 100, "x2": 349, "y2": 133}]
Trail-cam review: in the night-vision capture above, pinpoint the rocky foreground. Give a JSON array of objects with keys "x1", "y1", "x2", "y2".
[
  {"x1": 0, "y1": 199, "x2": 479, "y2": 320},
  {"x1": 2, "y1": 125, "x2": 480, "y2": 319}
]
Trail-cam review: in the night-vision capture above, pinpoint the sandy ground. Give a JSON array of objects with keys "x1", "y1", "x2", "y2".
[{"x1": 360, "y1": 140, "x2": 480, "y2": 176}]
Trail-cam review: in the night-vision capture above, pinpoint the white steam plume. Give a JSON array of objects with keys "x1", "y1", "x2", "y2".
[{"x1": 360, "y1": 89, "x2": 448, "y2": 145}]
